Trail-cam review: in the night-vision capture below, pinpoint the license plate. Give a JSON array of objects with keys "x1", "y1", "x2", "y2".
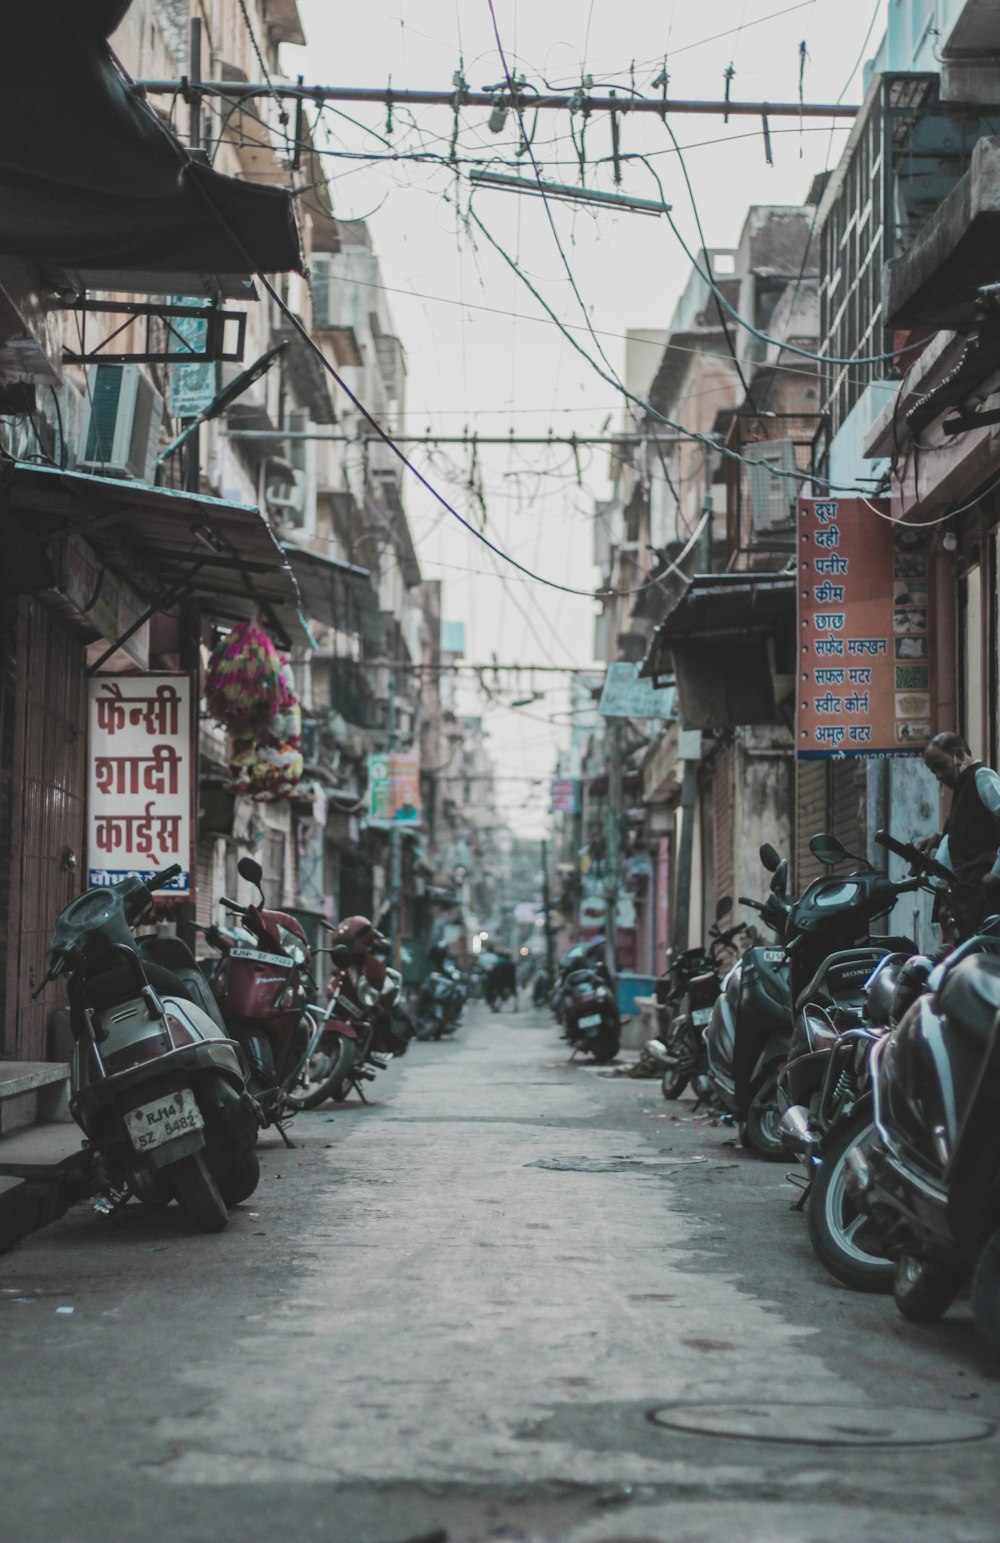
[
  {"x1": 764, "y1": 950, "x2": 785, "y2": 963},
  {"x1": 578, "y1": 1013, "x2": 603, "y2": 1029},
  {"x1": 691, "y1": 1007, "x2": 713, "y2": 1026},
  {"x1": 125, "y1": 1089, "x2": 205, "y2": 1153},
  {"x1": 230, "y1": 948, "x2": 291, "y2": 968}
]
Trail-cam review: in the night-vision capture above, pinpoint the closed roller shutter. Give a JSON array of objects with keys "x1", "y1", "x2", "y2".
[{"x1": 796, "y1": 759, "x2": 866, "y2": 891}]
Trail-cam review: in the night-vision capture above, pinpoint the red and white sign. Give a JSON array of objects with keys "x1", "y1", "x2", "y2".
[
  {"x1": 87, "y1": 674, "x2": 193, "y2": 894},
  {"x1": 797, "y1": 498, "x2": 935, "y2": 759}
]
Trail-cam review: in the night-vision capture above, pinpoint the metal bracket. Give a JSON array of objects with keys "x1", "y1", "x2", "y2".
[{"x1": 62, "y1": 300, "x2": 247, "y2": 365}]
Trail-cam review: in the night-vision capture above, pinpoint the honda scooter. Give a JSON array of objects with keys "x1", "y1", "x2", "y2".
[
  {"x1": 846, "y1": 916, "x2": 1000, "y2": 1350},
  {"x1": 39, "y1": 864, "x2": 262, "y2": 1233}
]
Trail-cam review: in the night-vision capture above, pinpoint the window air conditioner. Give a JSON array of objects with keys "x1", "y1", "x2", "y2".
[
  {"x1": 745, "y1": 439, "x2": 798, "y2": 533},
  {"x1": 79, "y1": 364, "x2": 164, "y2": 481}
]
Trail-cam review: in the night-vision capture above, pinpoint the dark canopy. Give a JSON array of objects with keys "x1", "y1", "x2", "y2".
[{"x1": 0, "y1": 0, "x2": 302, "y2": 286}]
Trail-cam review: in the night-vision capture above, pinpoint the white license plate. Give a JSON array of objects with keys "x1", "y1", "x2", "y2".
[
  {"x1": 125, "y1": 1089, "x2": 204, "y2": 1153},
  {"x1": 691, "y1": 1007, "x2": 713, "y2": 1026},
  {"x1": 764, "y1": 950, "x2": 785, "y2": 963},
  {"x1": 230, "y1": 948, "x2": 290, "y2": 968},
  {"x1": 578, "y1": 1013, "x2": 603, "y2": 1029}
]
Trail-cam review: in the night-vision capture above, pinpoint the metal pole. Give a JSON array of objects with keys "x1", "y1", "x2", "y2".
[
  {"x1": 605, "y1": 720, "x2": 623, "y2": 976},
  {"x1": 388, "y1": 667, "x2": 403, "y2": 972},
  {"x1": 184, "y1": 16, "x2": 203, "y2": 498},
  {"x1": 138, "y1": 78, "x2": 860, "y2": 119},
  {"x1": 672, "y1": 762, "x2": 699, "y2": 954},
  {"x1": 541, "y1": 839, "x2": 555, "y2": 984},
  {"x1": 223, "y1": 431, "x2": 665, "y2": 446}
]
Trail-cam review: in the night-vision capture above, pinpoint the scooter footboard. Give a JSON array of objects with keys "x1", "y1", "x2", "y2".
[{"x1": 738, "y1": 1032, "x2": 789, "y2": 1119}]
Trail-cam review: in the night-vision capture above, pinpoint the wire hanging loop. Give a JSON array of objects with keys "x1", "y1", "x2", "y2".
[{"x1": 450, "y1": 61, "x2": 469, "y2": 164}]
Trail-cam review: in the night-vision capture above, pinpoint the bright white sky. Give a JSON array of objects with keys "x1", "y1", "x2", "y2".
[{"x1": 284, "y1": 0, "x2": 885, "y2": 835}]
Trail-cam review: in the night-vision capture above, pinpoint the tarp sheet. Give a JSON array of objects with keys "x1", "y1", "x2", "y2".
[{"x1": 0, "y1": 0, "x2": 302, "y2": 283}]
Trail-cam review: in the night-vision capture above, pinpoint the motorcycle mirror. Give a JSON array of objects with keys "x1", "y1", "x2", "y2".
[
  {"x1": 715, "y1": 895, "x2": 733, "y2": 921},
  {"x1": 809, "y1": 833, "x2": 849, "y2": 867},
  {"x1": 770, "y1": 857, "x2": 789, "y2": 897},
  {"x1": 237, "y1": 855, "x2": 265, "y2": 902},
  {"x1": 759, "y1": 842, "x2": 781, "y2": 873},
  {"x1": 329, "y1": 943, "x2": 354, "y2": 969}
]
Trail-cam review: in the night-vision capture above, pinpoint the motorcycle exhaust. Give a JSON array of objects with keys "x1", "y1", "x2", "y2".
[
  {"x1": 778, "y1": 1106, "x2": 817, "y2": 1153},
  {"x1": 368, "y1": 1052, "x2": 393, "y2": 1069},
  {"x1": 643, "y1": 1038, "x2": 670, "y2": 1064}
]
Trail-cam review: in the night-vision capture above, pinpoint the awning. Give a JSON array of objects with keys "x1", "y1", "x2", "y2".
[
  {"x1": 0, "y1": 1, "x2": 302, "y2": 297},
  {"x1": 282, "y1": 544, "x2": 382, "y2": 648},
  {"x1": 640, "y1": 573, "x2": 794, "y2": 730},
  {"x1": 1, "y1": 461, "x2": 303, "y2": 643}
]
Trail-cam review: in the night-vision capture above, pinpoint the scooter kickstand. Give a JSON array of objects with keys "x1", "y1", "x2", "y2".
[
  {"x1": 354, "y1": 1080, "x2": 370, "y2": 1105},
  {"x1": 275, "y1": 1120, "x2": 296, "y2": 1149}
]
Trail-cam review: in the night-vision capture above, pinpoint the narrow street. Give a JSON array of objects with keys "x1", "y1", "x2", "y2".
[{"x1": 3, "y1": 1003, "x2": 999, "y2": 1543}]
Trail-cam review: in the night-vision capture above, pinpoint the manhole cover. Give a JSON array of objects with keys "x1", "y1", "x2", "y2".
[{"x1": 647, "y1": 1402, "x2": 995, "y2": 1447}]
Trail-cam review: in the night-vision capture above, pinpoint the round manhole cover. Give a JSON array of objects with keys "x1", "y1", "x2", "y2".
[{"x1": 647, "y1": 1402, "x2": 995, "y2": 1447}]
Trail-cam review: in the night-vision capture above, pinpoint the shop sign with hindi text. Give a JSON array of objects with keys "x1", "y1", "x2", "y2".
[
  {"x1": 87, "y1": 675, "x2": 193, "y2": 893},
  {"x1": 797, "y1": 498, "x2": 935, "y2": 759}
]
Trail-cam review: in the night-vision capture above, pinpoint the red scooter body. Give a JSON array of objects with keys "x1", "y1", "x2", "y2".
[{"x1": 206, "y1": 862, "x2": 312, "y2": 1126}]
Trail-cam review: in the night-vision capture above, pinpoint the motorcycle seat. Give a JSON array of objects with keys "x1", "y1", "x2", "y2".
[
  {"x1": 794, "y1": 945, "x2": 906, "y2": 1016},
  {"x1": 938, "y1": 954, "x2": 1000, "y2": 1043},
  {"x1": 135, "y1": 936, "x2": 228, "y2": 1033}
]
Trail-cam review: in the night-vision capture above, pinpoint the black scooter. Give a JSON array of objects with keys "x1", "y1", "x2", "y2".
[
  {"x1": 653, "y1": 905, "x2": 747, "y2": 1102},
  {"x1": 38, "y1": 865, "x2": 262, "y2": 1233},
  {"x1": 700, "y1": 845, "x2": 794, "y2": 1158},
  {"x1": 781, "y1": 831, "x2": 948, "y2": 1292},
  {"x1": 847, "y1": 913, "x2": 1000, "y2": 1351}
]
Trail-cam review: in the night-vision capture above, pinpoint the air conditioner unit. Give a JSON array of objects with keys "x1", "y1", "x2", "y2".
[
  {"x1": 745, "y1": 439, "x2": 798, "y2": 534},
  {"x1": 266, "y1": 472, "x2": 306, "y2": 523},
  {"x1": 79, "y1": 364, "x2": 164, "y2": 480}
]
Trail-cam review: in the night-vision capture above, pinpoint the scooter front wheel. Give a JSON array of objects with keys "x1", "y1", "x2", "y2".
[
  {"x1": 287, "y1": 1036, "x2": 356, "y2": 1110},
  {"x1": 218, "y1": 1148, "x2": 261, "y2": 1207},
  {"x1": 170, "y1": 1152, "x2": 229, "y2": 1233},
  {"x1": 806, "y1": 1116, "x2": 893, "y2": 1293},
  {"x1": 740, "y1": 1074, "x2": 787, "y2": 1161}
]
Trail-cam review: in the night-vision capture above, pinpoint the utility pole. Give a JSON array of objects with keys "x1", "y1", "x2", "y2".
[
  {"x1": 184, "y1": 15, "x2": 203, "y2": 499},
  {"x1": 540, "y1": 839, "x2": 555, "y2": 984},
  {"x1": 605, "y1": 720, "x2": 623, "y2": 976},
  {"x1": 387, "y1": 666, "x2": 403, "y2": 971}
]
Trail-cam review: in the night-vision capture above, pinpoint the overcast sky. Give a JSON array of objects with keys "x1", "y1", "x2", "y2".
[{"x1": 285, "y1": 1, "x2": 884, "y2": 835}]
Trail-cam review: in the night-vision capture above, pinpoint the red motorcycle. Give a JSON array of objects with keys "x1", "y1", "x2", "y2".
[
  {"x1": 204, "y1": 856, "x2": 313, "y2": 1138},
  {"x1": 289, "y1": 916, "x2": 403, "y2": 1109}
]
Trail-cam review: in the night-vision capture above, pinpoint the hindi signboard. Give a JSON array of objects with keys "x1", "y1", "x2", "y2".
[
  {"x1": 88, "y1": 674, "x2": 193, "y2": 894},
  {"x1": 550, "y1": 778, "x2": 580, "y2": 814},
  {"x1": 599, "y1": 661, "x2": 675, "y2": 719},
  {"x1": 367, "y1": 750, "x2": 421, "y2": 827},
  {"x1": 798, "y1": 498, "x2": 935, "y2": 759}
]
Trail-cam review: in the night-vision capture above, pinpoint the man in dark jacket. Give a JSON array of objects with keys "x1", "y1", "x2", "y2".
[{"x1": 920, "y1": 732, "x2": 1000, "y2": 935}]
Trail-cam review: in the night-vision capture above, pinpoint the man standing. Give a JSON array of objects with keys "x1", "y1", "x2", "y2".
[{"x1": 920, "y1": 732, "x2": 1000, "y2": 935}]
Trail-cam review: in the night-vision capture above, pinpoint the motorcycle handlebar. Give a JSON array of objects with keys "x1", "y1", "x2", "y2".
[
  {"x1": 220, "y1": 896, "x2": 247, "y2": 914},
  {"x1": 874, "y1": 829, "x2": 957, "y2": 885},
  {"x1": 146, "y1": 863, "x2": 182, "y2": 892},
  {"x1": 739, "y1": 896, "x2": 765, "y2": 913}
]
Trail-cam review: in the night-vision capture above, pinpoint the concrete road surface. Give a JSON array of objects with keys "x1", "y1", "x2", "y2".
[{"x1": 2, "y1": 1002, "x2": 1000, "y2": 1542}]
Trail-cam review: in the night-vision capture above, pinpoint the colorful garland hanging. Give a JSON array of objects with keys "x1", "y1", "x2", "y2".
[
  {"x1": 204, "y1": 623, "x2": 304, "y2": 801},
  {"x1": 205, "y1": 619, "x2": 295, "y2": 739}
]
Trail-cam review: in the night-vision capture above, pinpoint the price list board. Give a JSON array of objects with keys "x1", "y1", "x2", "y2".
[{"x1": 797, "y1": 498, "x2": 935, "y2": 759}]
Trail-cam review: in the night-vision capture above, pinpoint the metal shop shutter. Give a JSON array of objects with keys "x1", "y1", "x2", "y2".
[{"x1": 2, "y1": 598, "x2": 88, "y2": 1060}]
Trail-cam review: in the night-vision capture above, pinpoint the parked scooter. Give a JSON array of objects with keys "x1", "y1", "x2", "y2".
[
  {"x1": 550, "y1": 936, "x2": 605, "y2": 1026},
  {"x1": 38, "y1": 864, "x2": 262, "y2": 1233},
  {"x1": 562, "y1": 960, "x2": 620, "y2": 1063},
  {"x1": 844, "y1": 893, "x2": 1000, "y2": 1349},
  {"x1": 654, "y1": 904, "x2": 752, "y2": 1102},
  {"x1": 202, "y1": 856, "x2": 313, "y2": 1138},
  {"x1": 780, "y1": 831, "x2": 948, "y2": 1291},
  {"x1": 293, "y1": 916, "x2": 399, "y2": 1105},
  {"x1": 416, "y1": 944, "x2": 466, "y2": 1038},
  {"x1": 700, "y1": 845, "x2": 794, "y2": 1157}
]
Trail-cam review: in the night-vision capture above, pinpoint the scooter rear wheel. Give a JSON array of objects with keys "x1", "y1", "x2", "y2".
[
  {"x1": 893, "y1": 1254, "x2": 966, "y2": 1322},
  {"x1": 592, "y1": 1031, "x2": 620, "y2": 1064},
  {"x1": 217, "y1": 1148, "x2": 261, "y2": 1207},
  {"x1": 740, "y1": 1074, "x2": 787, "y2": 1162},
  {"x1": 171, "y1": 1152, "x2": 229, "y2": 1233}
]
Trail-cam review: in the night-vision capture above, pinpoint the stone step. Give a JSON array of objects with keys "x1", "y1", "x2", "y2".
[
  {"x1": 0, "y1": 1062, "x2": 71, "y2": 1135},
  {"x1": 0, "y1": 1121, "x2": 92, "y2": 1255}
]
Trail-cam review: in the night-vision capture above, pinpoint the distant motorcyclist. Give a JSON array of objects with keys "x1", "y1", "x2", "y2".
[
  {"x1": 483, "y1": 948, "x2": 517, "y2": 1012},
  {"x1": 918, "y1": 731, "x2": 1000, "y2": 935}
]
